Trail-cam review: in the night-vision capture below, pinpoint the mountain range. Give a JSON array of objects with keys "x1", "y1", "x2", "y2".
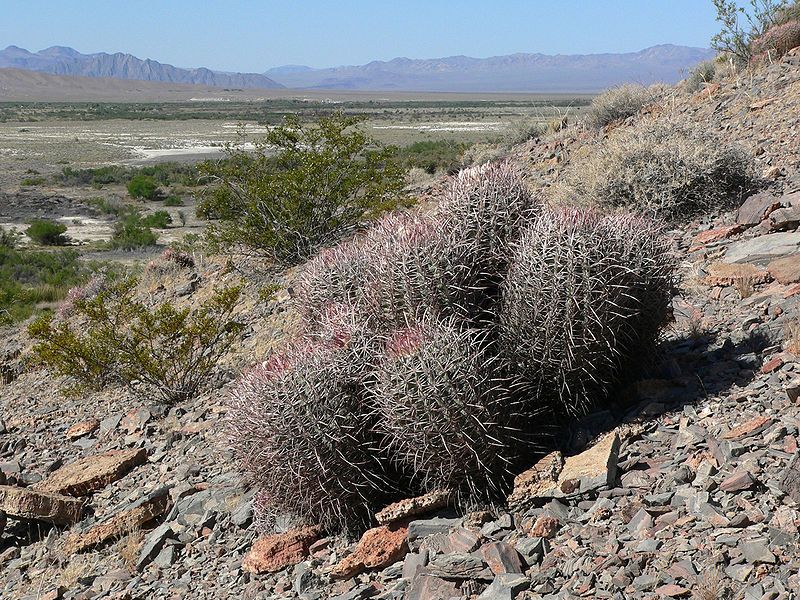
[
  {"x1": 0, "y1": 45, "x2": 284, "y2": 89},
  {"x1": 264, "y1": 45, "x2": 716, "y2": 92},
  {"x1": 0, "y1": 44, "x2": 715, "y2": 93}
]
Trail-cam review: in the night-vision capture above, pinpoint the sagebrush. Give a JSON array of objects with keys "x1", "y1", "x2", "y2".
[
  {"x1": 552, "y1": 117, "x2": 755, "y2": 221},
  {"x1": 583, "y1": 84, "x2": 653, "y2": 130}
]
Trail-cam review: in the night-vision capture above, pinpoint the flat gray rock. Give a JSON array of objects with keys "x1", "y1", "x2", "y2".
[{"x1": 723, "y1": 231, "x2": 800, "y2": 265}]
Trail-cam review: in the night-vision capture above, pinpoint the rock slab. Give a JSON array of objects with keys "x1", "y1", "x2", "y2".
[
  {"x1": 242, "y1": 526, "x2": 322, "y2": 574},
  {"x1": 36, "y1": 448, "x2": 147, "y2": 497},
  {"x1": 0, "y1": 484, "x2": 83, "y2": 525}
]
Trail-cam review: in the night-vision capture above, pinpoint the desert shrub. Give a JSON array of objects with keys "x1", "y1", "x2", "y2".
[
  {"x1": 751, "y1": 19, "x2": 800, "y2": 60},
  {"x1": 504, "y1": 118, "x2": 547, "y2": 146},
  {"x1": 712, "y1": 0, "x2": 791, "y2": 66},
  {"x1": 0, "y1": 227, "x2": 20, "y2": 249},
  {"x1": 0, "y1": 246, "x2": 92, "y2": 324},
  {"x1": 60, "y1": 163, "x2": 199, "y2": 188},
  {"x1": 140, "y1": 210, "x2": 172, "y2": 229},
  {"x1": 127, "y1": 175, "x2": 159, "y2": 200},
  {"x1": 199, "y1": 113, "x2": 408, "y2": 265},
  {"x1": 583, "y1": 84, "x2": 652, "y2": 129},
  {"x1": 396, "y1": 139, "x2": 469, "y2": 174},
  {"x1": 163, "y1": 195, "x2": 184, "y2": 207},
  {"x1": 685, "y1": 60, "x2": 717, "y2": 92},
  {"x1": 226, "y1": 331, "x2": 392, "y2": 533},
  {"x1": 500, "y1": 208, "x2": 675, "y2": 417},
  {"x1": 110, "y1": 213, "x2": 158, "y2": 249},
  {"x1": 26, "y1": 219, "x2": 69, "y2": 246},
  {"x1": 371, "y1": 316, "x2": 522, "y2": 497},
  {"x1": 86, "y1": 196, "x2": 126, "y2": 217},
  {"x1": 21, "y1": 176, "x2": 46, "y2": 186},
  {"x1": 29, "y1": 280, "x2": 243, "y2": 402},
  {"x1": 552, "y1": 117, "x2": 755, "y2": 221}
]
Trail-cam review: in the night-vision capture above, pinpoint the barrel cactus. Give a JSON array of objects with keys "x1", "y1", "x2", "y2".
[
  {"x1": 226, "y1": 337, "x2": 392, "y2": 533},
  {"x1": 500, "y1": 208, "x2": 675, "y2": 417},
  {"x1": 437, "y1": 161, "x2": 539, "y2": 263},
  {"x1": 752, "y1": 20, "x2": 800, "y2": 61},
  {"x1": 370, "y1": 316, "x2": 523, "y2": 498}
]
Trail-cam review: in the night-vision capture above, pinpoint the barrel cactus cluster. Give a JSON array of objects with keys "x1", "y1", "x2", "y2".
[{"x1": 227, "y1": 160, "x2": 676, "y2": 533}]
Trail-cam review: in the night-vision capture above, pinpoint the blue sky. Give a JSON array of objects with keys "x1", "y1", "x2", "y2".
[{"x1": 1, "y1": 1, "x2": 720, "y2": 71}]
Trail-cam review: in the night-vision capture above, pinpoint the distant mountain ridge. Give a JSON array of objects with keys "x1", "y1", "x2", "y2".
[
  {"x1": 0, "y1": 45, "x2": 284, "y2": 89},
  {"x1": 264, "y1": 44, "x2": 716, "y2": 92}
]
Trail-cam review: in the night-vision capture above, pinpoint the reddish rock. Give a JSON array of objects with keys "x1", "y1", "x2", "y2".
[
  {"x1": 330, "y1": 523, "x2": 409, "y2": 579},
  {"x1": 720, "y1": 471, "x2": 757, "y2": 493},
  {"x1": 528, "y1": 515, "x2": 560, "y2": 539},
  {"x1": 375, "y1": 489, "x2": 451, "y2": 525},
  {"x1": 36, "y1": 448, "x2": 147, "y2": 497},
  {"x1": 768, "y1": 254, "x2": 800, "y2": 284},
  {"x1": 442, "y1": 527, "x2": 481, "y2": 553},
  {"x1": 480, "y1": 541, "x2": 524, "y2": 574},
  {"x1": 557, "y1": 431, "x2": 620, "y2": 494},
  {"x1": 762, "y1": 356, "x2": 785, "y2": 374},
  {"x1": 736, "y1": 191, "x2": 782, "y2": 226},
  {"x1": 65, "y1": 419, "x2": 100, "y2": 440},
  {"x1": 722, "y1": 416, "x2": 772, "y2": 440},
  {"x1": 703, "y1": 262, "x2": 770, "y2": 287},
  {"x1": 241, "y1": 526, "x2": 322, "y2": 574},
  {"x1": 63, "y1": 488, "x2": 170, "y2": 554},
  {"x1": 655, "y1": 584, "x2": 691, "y2": 597},
  {"x1": 689, "y1": 225, "x2": 743, "y2": 250},
  {"x1": 120, "y1": 407, "x2": 151, "y2": 434},
  {"x1": 694, "y1": 82, "x2": 720, "y2": 100},
  {"x1": 404, "y1": 570, "x2": 459, "y2": 600},
  {"x1": 0, "y1": 485, "x2": 83, "y2": 525}
]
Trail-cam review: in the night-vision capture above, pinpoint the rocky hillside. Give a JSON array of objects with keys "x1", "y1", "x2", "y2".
[
  {"x1": 3, "y1": 48, "x2": 800, "y2": 600},
  {"x1": 0, "y1": 45, "x2": 284, "y2": 90}
]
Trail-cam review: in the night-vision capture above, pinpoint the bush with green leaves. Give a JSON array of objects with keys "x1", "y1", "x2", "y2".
[
  {"x1": 29, "y1": 280, "x2": 243, "y2": 403},
  {"x1": 552, "y1": 117, "x2": 755, "y2": 221},
  {"x1": 127, "y1": 175, "x2": 159, "y2": 200},
  {"x1": 110, "y1": 212, "x2": 159, "y2": 249},
  {"x1": 26, "y1": 219, "x2": 69, "y2": 246},
  {"x1": 583, "y1": 84, "x2": 652, "y2": 130},
  {"x1": 199, "y1": 113, "x2": 408, "y2": 265},
  {"x1": 396, "y1": 139, "x2": 469, "y2": 174},
  {"x1": 712, "y1": 0, "x2": 791, "y2": 66}
]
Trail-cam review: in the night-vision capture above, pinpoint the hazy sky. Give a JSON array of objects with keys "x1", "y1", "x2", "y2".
[{"x1": 1, "y1": 1, "x2": 720, "y2": 72}]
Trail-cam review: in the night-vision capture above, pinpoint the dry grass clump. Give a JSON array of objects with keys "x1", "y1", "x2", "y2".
[
  {"x1": 552, "y1": 117, "x2": 755, "y2": 222},
  {"x1": 583, "y1": 83, "x2": 653, "y2": 130},
  {"x1": 685, "y1": 60, "x2": 717, "y2": 92}
]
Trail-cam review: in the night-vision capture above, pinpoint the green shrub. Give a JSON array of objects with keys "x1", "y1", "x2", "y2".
[
  {"x1": 26, "y1": 219, "x2": 69, "y2": 246},
  {"x1": 712, "y1": 0, "x2": 790, "y2": 66},
  {"x1": 199, "y1": 113, "x2": 408, "y2": 265},
  {"x1": 110, "y1": 213, "x2": 158, "y2": 249},
  {"x1": 0, "y1": 227, "x2": 20, "y2": 249},
  {"x1": 127, "y1": 175, "x2": 159, "y2": 200},
  {"x1": 29, "y1": 280, "x2": 243, "y2": 402},
  {"x1": 396, "y1": 139, "x2": 468, "y2": 174},
  {"x1": 685, "y1": 60, "x2": 717, "y2": 92},
  {"x1": 552, "y1": 117, "x2": 755, "y2": 221},
  {"x1": 60, "y1": 163, "x2": 199, "y2": 188},
  {"x1": 0, "y1": 246, "x2": 93, "y2": 324},
  {"x1": 163, "y1": 195, "x2": 184, "y2": 207},
  {"x1": 21, "y1": 177, "x2": 46, "y2": 186},
  {"x1": 584, "y1": 84, "x2": 652, "y2": 130},
  {"x1": 140, "y1": 210, "x2": 172, "y2": 229}
]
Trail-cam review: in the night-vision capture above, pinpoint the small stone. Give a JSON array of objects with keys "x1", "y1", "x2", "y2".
[
  {"x1": 689, "y1": 225, "x2": 743, "y2": 250},
  {"x1": 426, "y1": 553, "x2": 492, "y2": 580},
  {"x1": 152, "y1": 545, "x2": 176, "y2": 569},
  {"x1": 0, "y1": 484, "x2": 83, "y2": 525},
  {"x1": 767, "y1": 254, "x2": 800, "y2": 284},
  {"x1": 241, "y1": 526, "x2": 322, "y2": 574},
  {"x1": 720, "y1": 471, "x2": 757, "y2": 493},
  {"x1": 528, "y1": 515, "x2": 560, "y2": 539},
  {"x1": 722, "y1": 416, "x2": 772, "y2": 440},
  {"x1": 65, "y1": 419, "x2": 100, "y2": 440},
  {"x1": 556, "y1": 431, "x2": 620, "y2": 495},
  {"x1": 506, "y1": 451, "x2": 563, "y2": 509},
  {"x1": 736, "y1": 191, "x2": 782, "y2": 226},
  {"x1": 655, "y1": 584, "x2": 690, "y2": 597},
  {"x1": 135, "y1": 523, "x2": 174, "y2": 571},
  {"x1": 741, "y1": 540, "x2": 776, "y2": 564},
  {"x1": 402, "y1": 551, "x2": 429, "y2": 579},
  {"x1": 442, "y1": 527, "x2": 481, "y2": 553},
  {"x1": 761, "y1": 357, "x2": 784, "y2": 374},
  {"x1": 330, "y1": 523, "x2": 408, "y2": 579},
  {"x1": 63, "y1": 487, "x2": 171, "y2": 554},
  {"x1": 779, "y1": 454, "x2": 800, "y2": 503},
  {"x1": 375, "y1": 489, "x2": 451, "y2": 525},
  {"x1": 477, "y1": 573, "x2": 530, "y2": 599},
  {"x1": 404, "y1": 569, "x2": 459, "y2": 600},
  {"x1": 480, "y1": 541, "x2": 524, "y2": 575},
  {"x1": 35, "y1": 448, "x2": 147, "y2": 497},
  {"x1": 407, "y1": 517, "x2": 460, "y2": 550}
]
